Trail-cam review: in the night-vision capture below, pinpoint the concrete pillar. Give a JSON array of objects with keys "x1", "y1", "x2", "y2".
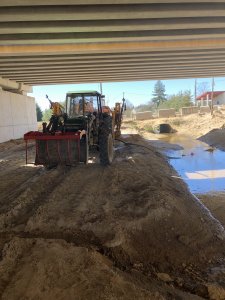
[{"x1": 0, "y1": 89, "x2": 37, "y2": 143}]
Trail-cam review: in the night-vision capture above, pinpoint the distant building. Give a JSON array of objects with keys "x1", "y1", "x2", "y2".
[{"x1": 196, "y1": 91, "x2": 225, "y2": 106}]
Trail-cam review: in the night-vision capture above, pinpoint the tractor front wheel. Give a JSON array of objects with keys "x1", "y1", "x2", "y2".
[
  {"x1": 80, "y1": 135, "x2": 89, "y2": 164},
  {"x1": 99, "y1": 132, "x2": 114, "y2": 165}
]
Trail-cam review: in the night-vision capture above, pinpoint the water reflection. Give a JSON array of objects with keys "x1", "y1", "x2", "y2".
[{"x1": 158, "y1": 133, "x2": 225, "y2": 194}]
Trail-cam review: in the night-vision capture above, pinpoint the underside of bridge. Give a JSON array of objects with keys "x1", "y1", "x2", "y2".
[{"x1": 1, "y1": 0, "x2": 225, "y2": 87}]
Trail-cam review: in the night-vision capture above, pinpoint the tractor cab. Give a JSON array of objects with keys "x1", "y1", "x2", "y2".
[
  {"x1": 66, "y1": 91, "x2": 102, "y2": 117},
  {"x1": 64, "y1": 90, "x2": 103, "y2": 133}
]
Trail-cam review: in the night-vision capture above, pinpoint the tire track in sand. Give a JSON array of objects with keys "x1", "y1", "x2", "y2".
[{"x1": 0, "y1": 167, "x2": 71, "y2": 231}]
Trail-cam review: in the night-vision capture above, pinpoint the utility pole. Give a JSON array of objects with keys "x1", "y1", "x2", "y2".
[
  {"x1": 100, "y1": 82, "x2": 103, "y2": 95},
  {"x1": 211, "y1": 77, "x2": 215, "y2": 116},
  {"x1": 194, "y1": 79, "x2": 197, "y2": 106}
]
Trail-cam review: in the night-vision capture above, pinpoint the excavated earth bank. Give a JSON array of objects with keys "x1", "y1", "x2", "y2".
[
  {"x1": 199, "y1": 127, "x2": 225, "y2": 151},
  {"x1": 0, "y1": 136, "x2": 225, "y2": 300}
]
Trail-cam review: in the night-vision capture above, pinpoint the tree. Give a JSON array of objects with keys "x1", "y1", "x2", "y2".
[
  {"x1": 36, "y1": 103, "x2": 43, "y2": 121},
  {"x1": 42, "y1": 109, "x2": 52, "y2": 122},
  {"x1": 158, "y1": 90, "x2": 193, "y2": 111},
  {"x1": 135, "y1": 102, "x2": 155, "y2": 112},
  {"x1": 197, "y1": 81, "x2": 210, "y2": 97},
  {"x1": 152, "y1": 80, "x2": 167, "y2": 107}
]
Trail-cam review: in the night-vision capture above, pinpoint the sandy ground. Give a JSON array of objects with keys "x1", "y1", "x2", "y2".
[
  {"x1": 131, "y1": 111, "x2": 225, "y2": 139},
  {"x1": 0, "y1": 134, "x2": 225, "y2": 299}
]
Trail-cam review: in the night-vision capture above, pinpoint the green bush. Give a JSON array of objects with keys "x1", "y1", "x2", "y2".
[{"x1": 158, "y1": 90, "x2": 193, "y2": 111}]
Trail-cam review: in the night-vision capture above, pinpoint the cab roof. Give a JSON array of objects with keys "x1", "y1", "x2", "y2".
[{"x1": 66, "y1": 90, "x2": 101, "y2": 96}]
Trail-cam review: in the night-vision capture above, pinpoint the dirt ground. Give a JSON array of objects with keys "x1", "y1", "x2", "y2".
[
  {"x1": 198, "y1": 193, "x2": 225, "y2": 229},
  {"x1": 0, "y1": 132, "x2": 225, "y2": 300}
]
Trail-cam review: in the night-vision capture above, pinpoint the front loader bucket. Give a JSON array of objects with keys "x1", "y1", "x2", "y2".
[
  {"x1": 24, "y1": 132, "x2": 83, "y2": 167},
  {"x1": 35, "y1": 139, "x2": 80, "y2": 167}
]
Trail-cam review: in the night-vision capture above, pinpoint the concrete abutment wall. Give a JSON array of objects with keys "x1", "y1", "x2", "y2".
[
  {"x1": 180, "y1": 106, "x2": 199, "y2": 116},
  {"x1": 158, "y1": 108, "x2": 176, "y2": 118},
  {"x1": 0, "y1": 90, "x2": 37, "y2": 143},
  {"x1": 135, "y1": 111, "x2": 153, "y2": 120}
]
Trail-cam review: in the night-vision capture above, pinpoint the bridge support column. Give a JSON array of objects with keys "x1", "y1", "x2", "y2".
[{"x1": 0, "y1": 79, "x2": 37, "y2": 143}]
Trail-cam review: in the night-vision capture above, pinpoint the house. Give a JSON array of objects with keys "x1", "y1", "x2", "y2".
[{"x1": 196, "y1": 91, "x2": 225, "y2": 106}]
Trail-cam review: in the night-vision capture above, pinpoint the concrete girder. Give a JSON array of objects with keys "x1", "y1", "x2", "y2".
[
  {"x1": 1, "y1": 18, "x2": 225, "y2": 35},
  {"x1": 1, "y1": 0, "x2": 225, "y2": 6},
  {"x1": 13, "y1": 68, "x2": 225, "y2": 82},
  {"x1": 13, "y1": 70, "x2": 225, "y2": 85},
  {"x1": 2, "y1": 55, "x2": 225, "y2": 68},
  {"x1": 7, "y1": 68, "x2": 225, "y2": 81},
  {"x1": 1, "y1": 4, "x2": 225, "y2": 23},
  {"x1": 1, "y1": 48, "x2": 225, "y2": 58},
  {"x1": 2, "y1": 40, "x2": 225, "y2": 57},
  {"x1": 3, "y1": 31, "x2": 225, "y2": 47},
  {"x1": 7, "y1": 66, "x2": 225, "y2": 79},
  {"x1": 20, "y1": 75, "x2": 224, "y2": 84},
  {"x1": 5, "y1": 65, "x2": 225, "y2": 82},
  {"x1": 1, "y1": 49, "x2": 225, "y2": 62},
  {"x1": 1, "y1": 58, "x2": 225, "y2": 71},
  {"x1": 3, "y1": 68, "x2": 225, "y2": 82}
]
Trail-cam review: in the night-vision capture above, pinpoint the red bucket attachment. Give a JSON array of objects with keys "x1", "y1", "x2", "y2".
[{"x1": 24, "y1": 131, "x2": 82, "y2": 167}]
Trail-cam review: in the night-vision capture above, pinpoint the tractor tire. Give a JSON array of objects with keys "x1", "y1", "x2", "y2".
[
  {"x1": 80, "y1": 135, "x2": 89, "y2": 164},
  {"x1": 102, "y1": 114, "x2": 112, "y2": 131},
  {"x1": 99, "y1": 132, "x2": 114, "y2": 165},
  {"x1": 99, "y1": 115, "x2": 114, "y2": 165}
]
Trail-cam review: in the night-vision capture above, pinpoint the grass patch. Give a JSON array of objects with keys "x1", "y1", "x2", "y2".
[
  {"x1": 127, "y1": 120, "x2": 139, "y2": 130},
  {"x1": 171, "y1": 119, "x2": 185, "y2": 126},
  {"x1": 143, "y1": 124, "x2": 154, "y2": 133}
]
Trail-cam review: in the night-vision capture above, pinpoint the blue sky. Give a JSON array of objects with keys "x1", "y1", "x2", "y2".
[{"x1": 30, "y1": 77, "x2": 225, "y2": 111}]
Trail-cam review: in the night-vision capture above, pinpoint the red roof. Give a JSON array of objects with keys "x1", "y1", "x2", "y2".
[{"x1": 196, "y1": 91, "x2": 225, "y2": 100}]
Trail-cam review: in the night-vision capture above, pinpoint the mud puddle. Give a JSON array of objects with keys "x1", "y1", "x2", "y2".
[{"x1": 157, "y1": 133, "x2": 225, "y2": 194}]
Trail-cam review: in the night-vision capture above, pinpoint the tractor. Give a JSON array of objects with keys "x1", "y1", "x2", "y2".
[{"x1": 24, "y1": 91, "x2": 119, "y2": 168}]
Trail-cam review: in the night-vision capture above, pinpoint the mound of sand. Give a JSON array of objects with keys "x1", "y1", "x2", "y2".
[
  {"x1": 198, "y1": 128, "x2": 225, "y2": 151},
  {"x1": 0, "y1": 135, "x2": 225, "y2": 299}
]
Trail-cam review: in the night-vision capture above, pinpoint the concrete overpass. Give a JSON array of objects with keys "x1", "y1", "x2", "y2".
[
  {"x1": 1, "y1": 1, "x2": 225, "y2": 142},
  {"x1": 1, "y1": 0, "x2": 225, "y2": 87}
]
